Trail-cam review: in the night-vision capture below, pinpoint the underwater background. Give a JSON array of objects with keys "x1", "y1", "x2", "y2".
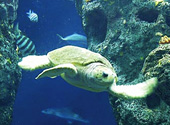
[{"x1": 12, "y1": 0, "x2": 116, "y2": 124}]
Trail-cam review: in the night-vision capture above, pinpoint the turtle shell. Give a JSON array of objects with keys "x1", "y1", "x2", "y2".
[{"x1": 47, "y1": 46, "x2": 113, "y2": 69}]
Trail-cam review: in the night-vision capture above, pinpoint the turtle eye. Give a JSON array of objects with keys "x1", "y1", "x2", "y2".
[{"x1": 102, "y1": 72, "x2": 108, "y2": 77}]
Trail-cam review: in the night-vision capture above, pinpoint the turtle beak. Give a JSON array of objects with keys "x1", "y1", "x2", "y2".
[{"x1": 104, "y1": 70, "x2": 117, "y2": 85}]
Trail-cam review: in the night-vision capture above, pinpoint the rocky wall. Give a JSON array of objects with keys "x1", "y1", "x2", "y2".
[
  {"x1": 0, "y1": 0, "x2": 21, "y2": 125},
  {"x1": 75, "y1": 0, "x2": 170, "y2": 124}
]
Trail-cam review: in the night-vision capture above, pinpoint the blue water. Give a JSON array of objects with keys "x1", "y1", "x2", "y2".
[{"x1": 12, "y1": 0, "x2": 117, "y2": 124}]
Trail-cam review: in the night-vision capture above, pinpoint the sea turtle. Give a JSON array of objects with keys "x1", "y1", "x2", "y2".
[{"x1": 18, "y1": 45, "x2": 158, "y2": 99}]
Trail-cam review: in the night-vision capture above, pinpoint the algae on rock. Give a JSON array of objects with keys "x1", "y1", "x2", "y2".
[
  {"x1": 75, "y1": 0, "x2": 170, "y2": 124},
  {"x1": 0, "y1": 0, "x2": 21, "y2": 125}
]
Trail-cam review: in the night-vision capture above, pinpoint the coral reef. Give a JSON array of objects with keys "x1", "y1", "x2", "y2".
[
  {"x1": 109, "y1": 95, "x2": 170, "y2": 125},
  {"x1": 75, "y1": 0, "x2": 170, "y2": 124},
  {"x1": 0, "y1": 0, "x2": 18, "y2": 23},
  {"x1": 75, "y1": 0, "x2": 170, "y2": 83},
  {"x1": 142, "y1": 44, "x2": 170, "y2": 106},
  {"x1": 0, "y1": 0, "x2": 21, "y2": 125}
]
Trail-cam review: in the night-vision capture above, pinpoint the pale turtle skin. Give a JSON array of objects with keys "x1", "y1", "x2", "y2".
[{"x1": 18, "y1": 46, "x2": 158, "y2": 99}]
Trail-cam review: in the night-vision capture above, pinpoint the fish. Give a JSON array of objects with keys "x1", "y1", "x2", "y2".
[
  {"x1": 42, "y1": 108, "x2": 89, "y2": 124},
  {"x1": 26, "y1": 10, "x2": 38, "y2": 22},
  {"x1": 57, "y1": 33, "x2": 87, "y2": 42},
  {"x1": 14, "y1": 23, "x2": 36, "y2": 57}
]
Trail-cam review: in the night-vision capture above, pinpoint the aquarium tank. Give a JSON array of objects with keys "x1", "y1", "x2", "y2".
[{"x1": 1, "y1": 0, "x2": 170, "y2": 125}]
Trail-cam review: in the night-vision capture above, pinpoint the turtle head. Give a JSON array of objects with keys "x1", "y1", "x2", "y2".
[{"x1": 86, "y1": 63, "x2": 117, "y2": 90}]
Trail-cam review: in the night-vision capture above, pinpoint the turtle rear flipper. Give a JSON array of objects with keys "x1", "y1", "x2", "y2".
[
  {"x1": 109, "y1": 77, "x2": 158, "y2": 99},
  {"x1": 36, "y1": 63, "x2": 77, "y2": 79}
]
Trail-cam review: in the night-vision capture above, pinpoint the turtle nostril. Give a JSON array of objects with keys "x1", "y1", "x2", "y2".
[{"x1": 102, "y1": 72, "x2": 108, "y2": 77}]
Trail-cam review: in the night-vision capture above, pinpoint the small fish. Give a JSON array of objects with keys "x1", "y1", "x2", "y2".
[
  {"x1": 26, "y1": 10, "x2": 38, "y2": 22},
  {"x1": 42, "y1": 108, "x2": 89, "y2": 124},
  {"x1": 14, "y1": 23, "x2": 36, "y2": 57},
  {"x1": 57, "y1": 33, "x2": 87, "y2": 42}
]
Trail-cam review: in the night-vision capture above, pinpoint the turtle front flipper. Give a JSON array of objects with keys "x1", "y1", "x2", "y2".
[
  {"x1": 109, "y1": 77, "x2": 158, "y2": 99},
  {"x1": 18, "y1": 55, "x2": 51, "y2": 70},
  {"x1": 36, "y1": 63, "x2": 77, "y2": 79}
]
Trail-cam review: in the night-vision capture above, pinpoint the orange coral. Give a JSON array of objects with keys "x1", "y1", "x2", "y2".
[
  {"x1": 85, "y1": 0, "x2": 91, "y2": 2},
  {"x1": 159, "y1": 35, "x2": 170, "y2": 44}
]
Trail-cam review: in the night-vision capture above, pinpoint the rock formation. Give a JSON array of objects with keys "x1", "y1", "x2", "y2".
[
  {"x1": 0, "y1": 0, "x2": 21, "y2": 124},
  {"x1": 75, "y1": 0, "x2": 170, "y2": 124}
]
